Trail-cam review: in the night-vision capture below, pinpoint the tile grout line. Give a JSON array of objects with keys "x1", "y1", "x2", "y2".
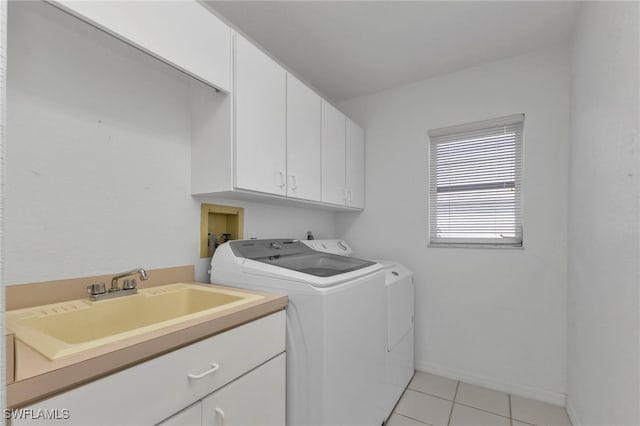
[
  {"x1": 454, "y1": 401, "x2": 512, "y2": 420},
  {"x1": 394, "y1": 412, "x2": 433, "y2": 426},
  {"x1": 447, "y1": 381, "x2": 460, "y2": 426},
  {"x1": 509, "y1": 394, "x2": 513, "y2": 426},
  {"x1": 407, "y1": 387, "x2": 458, "y2": 404}
]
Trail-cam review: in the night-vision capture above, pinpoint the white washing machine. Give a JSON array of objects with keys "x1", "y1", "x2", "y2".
[
  {"x1": 210, "y1": 239, "x2": 386, "y2": 426},
  {"x1": 302, "y1": 240, "x2": 415, "y2": 421}
]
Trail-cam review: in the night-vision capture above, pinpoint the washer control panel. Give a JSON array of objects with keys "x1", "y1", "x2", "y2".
[{"x1": 301, "y1": 239, "x2": 353, "y2": 256}]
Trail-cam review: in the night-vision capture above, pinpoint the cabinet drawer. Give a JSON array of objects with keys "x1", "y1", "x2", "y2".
[{"x1": 13, "y1": 311, "x2": 285, "y2": 426}]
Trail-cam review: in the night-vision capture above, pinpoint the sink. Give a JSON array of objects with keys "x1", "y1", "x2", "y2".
[{"x1": 6, "y1": 283, "x2": 264, "y2": 360}]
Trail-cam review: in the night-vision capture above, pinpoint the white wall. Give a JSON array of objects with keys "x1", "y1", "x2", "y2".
[
  {"x1": 1, "y1": 0, "x2": 7, "y2": 418},
  {"x1": 193, "y1": 196, "x2": 336, "y2": 279},
  {"x1": 5, "y1": 2, "x2": 334, "y2": 286},
  {"x1": 337, "y1": 46, "x2": 570, "y2": 403},
  {"x1": 567, "y1": 3, "x2": 640, "y2": 425}
]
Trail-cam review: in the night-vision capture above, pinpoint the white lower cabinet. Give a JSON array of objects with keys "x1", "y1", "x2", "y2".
[
  {"x1": 159, "y1": 402, "x2": 203, "y2": 426},
  {"x1": 12, "y1": 311, "x2": 285, "y2": 426},
  {"x1": 202, "y1": 353, "x2": 285, "y2": 426},
  {"x1": 159, "y1": 354, "x2": 285, "y2": 426}
]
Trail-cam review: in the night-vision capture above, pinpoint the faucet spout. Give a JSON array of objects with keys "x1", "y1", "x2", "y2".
[{"x1": 110, "y1": 267, "x2": 148, "y2": 292}]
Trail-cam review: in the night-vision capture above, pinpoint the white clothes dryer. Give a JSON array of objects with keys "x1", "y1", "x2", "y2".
[{"x1": 301, "y1": 239, "x2": 415, "y2": 421}]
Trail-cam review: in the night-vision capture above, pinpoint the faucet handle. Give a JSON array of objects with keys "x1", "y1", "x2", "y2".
[
  {"x1": 122, "y1": 279, "x2": 137, "y2": 291},
  {"x1": 87, "y1": 282, "x2": 106, "y2": 296}
]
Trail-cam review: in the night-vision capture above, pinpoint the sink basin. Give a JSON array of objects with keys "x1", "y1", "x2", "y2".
[{"x1": 6, "y1": 283, "x2": 264, "y2": 360}]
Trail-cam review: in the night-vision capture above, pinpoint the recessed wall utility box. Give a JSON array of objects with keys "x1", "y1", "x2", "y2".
[{"x1": 200, "y1": 203, "x2": 244, "y2": 258}]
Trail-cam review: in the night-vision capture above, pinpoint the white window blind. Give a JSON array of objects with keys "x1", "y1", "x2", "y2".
[{"x1": 428, "y1": 114, "x2": 524, "y2": 247}]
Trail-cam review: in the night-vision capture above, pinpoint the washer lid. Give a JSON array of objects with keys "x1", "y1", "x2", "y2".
[
  {"x1": 261, "y1": 252, "x2": 375, "y2": 277},
  {"x1": 229, "y1": 239, "x2": 375, "y2": 278}
]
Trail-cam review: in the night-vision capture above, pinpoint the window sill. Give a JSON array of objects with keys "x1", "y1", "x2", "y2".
[{"x1": 428, "y1": 243, "x2": 524, "y2": 250}]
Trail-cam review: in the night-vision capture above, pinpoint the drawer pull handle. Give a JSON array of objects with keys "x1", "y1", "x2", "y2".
[
  {"x1": 187, "y1": 363, "x2": 220, "y2": 379},
  {"x1": 215, "y1": 407, "x2": 225, "y2": 426}
]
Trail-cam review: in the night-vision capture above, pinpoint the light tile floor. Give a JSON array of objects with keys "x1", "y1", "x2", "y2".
[{"x1": 387, "y1": 371, "x2": 572, "y2": 426}]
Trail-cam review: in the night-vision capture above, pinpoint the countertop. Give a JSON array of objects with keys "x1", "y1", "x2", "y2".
[{"x1": 6, "y1": 274, "x2": 287, "y2": 408}]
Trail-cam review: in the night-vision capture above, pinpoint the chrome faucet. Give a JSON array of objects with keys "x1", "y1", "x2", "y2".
[
  {"x1": 87, "y1": 267, "x2": 148, "y2": 301},
  {"x1": 110, "y1": 267, "x2": 148, "y2": 292}
]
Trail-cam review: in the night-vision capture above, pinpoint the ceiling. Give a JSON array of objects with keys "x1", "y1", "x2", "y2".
[{"x1": 205, "y1": 1, "x2": 579, "y2": 103}]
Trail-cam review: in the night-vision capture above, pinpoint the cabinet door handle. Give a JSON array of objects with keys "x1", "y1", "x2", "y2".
[
  {"x1": 278, "y1": 171, "x2": 286, "y2": 189},
  {"x1": 290, "y1": 175, "x2": 298, "y2": 191},
  {"x1": 342, "y1": 188, "x2": 348, "y2": 202},
  {"x1": 215, "y1": 407, "x2": 225, "y2": 426},
  {"x1": 187, "y1": 363, "x2": 220, "y2": 379}
]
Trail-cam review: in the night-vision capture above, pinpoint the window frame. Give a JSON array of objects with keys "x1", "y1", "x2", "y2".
[{"x1": 428, "y1": 114, "x2": 524, "y2": 249}]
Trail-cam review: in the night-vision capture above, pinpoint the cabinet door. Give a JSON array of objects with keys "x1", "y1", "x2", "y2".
[
  {"x1": 346, "y1": 118, "x2": 365, "y2": 209},
  {"x1": 202, "y1": 354, "x2": 286, "y2": 426},
  {"x1": 157, "y1": 402, "x2": 202, "y2": 426},
  {"x1": 286, "y1": 74, "x2": 322, "y2": 201},
  {"x1": 53, "y1": 1, "x2": 231, "y2": 91},
  {"x1": 321, "y1": 100, "x2": 347, "y2": 205},
  {"x1": 235, "y1": 35, "x2": 286, "y2": 195}
]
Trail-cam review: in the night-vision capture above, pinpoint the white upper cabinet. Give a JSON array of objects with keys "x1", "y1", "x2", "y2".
[
  {"x1": 321, "y1": 104, "x2": 366, "y2": 208},
  {"x1": 52, "y1": 1, "x2": 231, "y2": 91},
  {"x1": 286, "y1": 74, "x2": 322, "y2": 201},
  {"x1": 346, "y1": 118, "x2": 366, "y2": 209},
  {"x1": 234, "y1": 35, "x2": 287, "y2": 195},
  {"x1": 321, "y1": 100, "x2": 347, "y2": 205},
  {"x1": 188, "y1": 31, "x2": 365, "y2": 210}
]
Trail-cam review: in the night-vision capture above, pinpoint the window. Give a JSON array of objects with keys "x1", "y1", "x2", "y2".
[{"x1": 428, "y1": 114, "x2": 524, "y2": 247}]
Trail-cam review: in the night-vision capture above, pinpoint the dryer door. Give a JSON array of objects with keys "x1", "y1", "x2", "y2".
[{"x1": 385, "y1": 263, "x2": 414, "y2": 351}]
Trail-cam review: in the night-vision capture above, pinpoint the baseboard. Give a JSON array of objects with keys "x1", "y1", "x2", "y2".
[
  {"x1": 565, "y1": 398, "x2": 582, "y2": 426},
  {"x1": 415, "y1": 361, "x2": 567, "y2": 407}
]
